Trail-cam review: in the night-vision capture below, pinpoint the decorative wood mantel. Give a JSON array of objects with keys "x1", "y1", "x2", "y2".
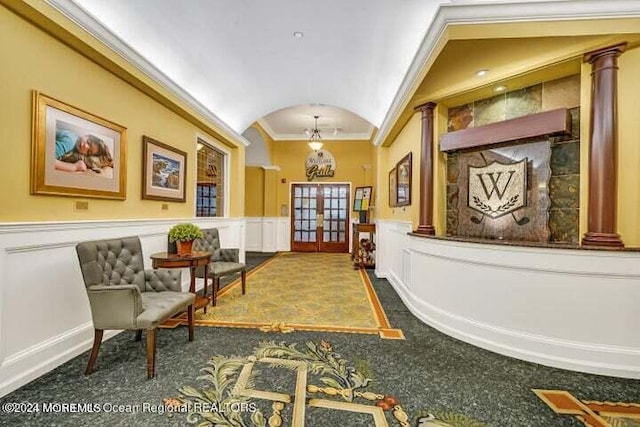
[{"x1": 440, "y1": 108, "x2": 571, "y2": 152}]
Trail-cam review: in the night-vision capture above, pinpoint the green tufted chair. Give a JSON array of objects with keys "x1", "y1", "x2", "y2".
[
  {"x1": 193, "y1": 228, "x2": 246, "y2": 306},
  {"x1": 75, "y1": 236, "x2": 195, "y2": 378}
]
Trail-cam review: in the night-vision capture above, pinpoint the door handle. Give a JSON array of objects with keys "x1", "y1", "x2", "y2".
[{"x1": 316, "y1": 214, "x2": 324, "y2": 226}]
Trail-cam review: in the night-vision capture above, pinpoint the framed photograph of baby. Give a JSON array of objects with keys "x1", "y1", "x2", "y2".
[
  {"x1": 31, "y1": 91, "x2": 127, "y2": 199},
  {"x1": 142, "y1": 136, "x2": 187, "y2": 202}
]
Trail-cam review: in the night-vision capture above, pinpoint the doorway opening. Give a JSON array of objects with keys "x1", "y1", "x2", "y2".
[{"x1": 290, "y1": 183, "x2": 350, "y2": 253}]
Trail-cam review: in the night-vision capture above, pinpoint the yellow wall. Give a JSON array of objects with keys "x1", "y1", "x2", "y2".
[
  {"x1": 245, "y1": 167, "x2": 264, "y2": 217},
  {"x1": 617, "y1": 46, "x2": 640, "y2": 246},
  {"x1": 0, "y1": 5, "x2": 243, "y2": 221},
  {"x1": 272, "y1": 140, "x2": 374, "y2": 217},
  {"x1": 376, "y1": 114, "x2": 421, "y2": 227}
]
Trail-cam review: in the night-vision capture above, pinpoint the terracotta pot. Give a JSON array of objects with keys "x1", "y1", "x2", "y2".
[{"x1": 176, "y1": 240, "x2": 194, "y2": 255}]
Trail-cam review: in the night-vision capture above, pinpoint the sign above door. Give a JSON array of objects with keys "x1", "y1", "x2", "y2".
[{"x1": 305, "y1": 149, "x2": 336, "y2": 181}]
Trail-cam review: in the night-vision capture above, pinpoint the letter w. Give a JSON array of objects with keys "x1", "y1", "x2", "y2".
[{"x1": 477, "y1": 171, "x2": 515, "y2": 200}]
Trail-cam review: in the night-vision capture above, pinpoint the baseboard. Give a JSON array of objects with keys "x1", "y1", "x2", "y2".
[{"x1": 0, "y1": 325, "x2": 120, "y2": 397}]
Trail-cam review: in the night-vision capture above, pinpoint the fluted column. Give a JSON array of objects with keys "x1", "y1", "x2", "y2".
[
  {"x1": 581, "y1": 43, "x2": 626, "y2": 248},
  {"x1": 414, "y1": 102, "x2": 437, "y2": 235}
]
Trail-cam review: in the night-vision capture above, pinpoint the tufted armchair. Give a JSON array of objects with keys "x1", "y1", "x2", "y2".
[
  {"x1": 75, "y1": 236, "x2": 195, "y2": 379},
  {"x1": 193, "y1": 228, "x2": 246, "y2": 306}
]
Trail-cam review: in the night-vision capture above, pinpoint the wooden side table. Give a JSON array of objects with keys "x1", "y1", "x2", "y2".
[
  {"x1": 150, "y1": 251, "x2": 211, "y2": 311},
  {"x1": 352, "y1": 223, "x2": 376, "y2": 268}
]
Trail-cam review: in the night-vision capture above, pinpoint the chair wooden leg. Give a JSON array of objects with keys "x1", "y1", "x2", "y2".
[
  {"x1": 241, "y1": 270, "x2": 246, "y2": 295},
  {"x1": 187, "y1": 304, "x2": 194, "y2": 341},
  {"x1": 135, "y1": 330, "x2": 142, "y2": 341},
  {"x1": 146, "y1": 328, "x2": 156, "y2": 379},
  {"x1": 85, "y1": 329, "x2": 103, "y2": 375},
  {"x1": 212, "y1": 277, "x2": 219, "y2": 306}
]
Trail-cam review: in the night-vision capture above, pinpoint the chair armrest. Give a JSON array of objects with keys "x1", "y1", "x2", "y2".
[
  {"x1": 220, "y1": 248, "x2": 239, "y2": 262},
  {"x1": 86, "y1": 285, "x2": 143, "y2": 330},
  {"x1": 145, "y1": 269, "x2": 183, "y2": 292}
]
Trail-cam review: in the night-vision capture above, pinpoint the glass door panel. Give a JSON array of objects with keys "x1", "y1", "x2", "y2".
[{"x1": 291, "y1": 183, "x2": 350, "y2": 253}]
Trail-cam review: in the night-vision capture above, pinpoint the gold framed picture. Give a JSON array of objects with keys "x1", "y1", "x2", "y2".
[
  {"x1": 142, "y1": 136, "x2": 187, "y2": 202},
  {"x1": 396, "y1": 152, "x2": 412, "y2": 207},
  {"x1": 31, "y1": 91, "x2": 127, "y2": 199},
  {"x1": 389, "y1": 167, "x2": 397, "y2": 207}
]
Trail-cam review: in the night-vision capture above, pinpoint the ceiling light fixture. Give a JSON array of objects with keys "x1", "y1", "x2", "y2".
[
  {"x1": 308, "y1": 115, "x2": 323, "y2": 151},
  {"x1": 494, "y1": 84, "x2": 507, "y2": 92},
  {"x1": 475, "y1": 69, "x2": 489, "y2": 77},
  {"x1": 293, "y1": 31, "x2": 304, "y2": 39}
]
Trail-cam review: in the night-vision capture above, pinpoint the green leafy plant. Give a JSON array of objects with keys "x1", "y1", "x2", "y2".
[{"x1": 168, "y1": 223, "x2": 204, "y2": 243}]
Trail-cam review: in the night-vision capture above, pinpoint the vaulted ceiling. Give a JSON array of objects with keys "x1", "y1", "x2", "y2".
[{"x1": 49, "y1": 0, "x2": 640, "y2": 144}]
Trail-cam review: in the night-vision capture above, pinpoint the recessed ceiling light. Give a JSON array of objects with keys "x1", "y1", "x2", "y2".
[
  {"x1": 475, "y1": 69, "x2": 489, "y2": 77},
  {"x1": 293, "y1": 31, "x2": 304, "y2": 39},
  {"x1": 494, "y1": 85, "x2": 507, "y2": 92}
]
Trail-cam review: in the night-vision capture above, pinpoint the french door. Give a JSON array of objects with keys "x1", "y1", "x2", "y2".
[{"x1": 290, "y1": 183, "x2": 350, "y2": 253}]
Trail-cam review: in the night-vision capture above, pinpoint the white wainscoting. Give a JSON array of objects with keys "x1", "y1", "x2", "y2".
[
  {"x1": 244, "y1": 217, "x2": 290, "y2": 252},
  {"x1": 375, "y1": 219, "x2": 640, "y2": 379},
  {"x1": 0, "y1": 217, "x2": 245, "y2": 397}
]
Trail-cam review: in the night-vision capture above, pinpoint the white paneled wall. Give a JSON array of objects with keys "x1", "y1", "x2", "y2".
[
  {"x1": 375, "y1": 220, "x2": 640, "y2": 379},
  {"x1": 0, "y1": 217, "x2": 245, "y2": 397},
  {"x1": 244, "y1": 217, "x2": 290, "y2": 252}
]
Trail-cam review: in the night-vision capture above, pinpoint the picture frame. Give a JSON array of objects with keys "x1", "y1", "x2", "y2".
[
  {"x1": 142, "y1": 136, "x2": 187, "y2": 202},
  {"x1": 353, "y1": 186, "x2": 373, "y2": 211},
  {"x1": 389, "y1": 167, "x2": 397, "y2": 207},
  {"x1": 31, "y1": 91, "x2": 127, "y2": 199},
  {"x1": 396, "y1": 152, "x2": 412, "y2": 207}
]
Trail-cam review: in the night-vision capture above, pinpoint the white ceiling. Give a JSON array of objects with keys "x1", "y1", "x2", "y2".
[
  {"x1": 66, "y1": 0, "x2": 449, "y2": 139},
  {"x1": 50, "y1": 0, "x2": 640, "y2": 144}
]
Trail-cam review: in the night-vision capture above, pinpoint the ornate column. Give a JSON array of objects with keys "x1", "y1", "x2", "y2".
[
  {"x1": 414, "y1": 102, "x2": 437, "y2": 235},
  {"x1": 581, "y1": 43, "x2": 627, "y2": 248}
]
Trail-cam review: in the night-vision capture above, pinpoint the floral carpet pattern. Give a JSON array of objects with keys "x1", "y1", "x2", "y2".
[
  {"x1": 168, "y1": 339, "x2": 486, "y2": 427},
  {"x1": 190, "y1": 252, "x2": 403, "y2": 338}
]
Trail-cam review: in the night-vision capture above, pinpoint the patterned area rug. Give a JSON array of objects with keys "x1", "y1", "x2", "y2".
[
  {"x1": 174, "y1": 252, "x2": 403, "y2": 339},
  {"x1": 165, "y1": 339, "x2": 486, "y2": 427},
  {"x1": 534, "y1": 389, "x2": 640, "y2": 426}
]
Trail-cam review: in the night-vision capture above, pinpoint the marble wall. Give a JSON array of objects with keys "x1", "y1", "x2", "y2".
[{"x1": 445, "y1": 75, "x2": 580, "y2": 243}]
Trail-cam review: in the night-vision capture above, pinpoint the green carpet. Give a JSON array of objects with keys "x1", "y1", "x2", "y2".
[{"x1": 0, "y1": 255, "x2": 638, "y2": 426}]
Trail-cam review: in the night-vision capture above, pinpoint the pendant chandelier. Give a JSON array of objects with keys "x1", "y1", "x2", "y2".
[{"x1": 308, "y1": 115, "x2": 323, "y2": 151}]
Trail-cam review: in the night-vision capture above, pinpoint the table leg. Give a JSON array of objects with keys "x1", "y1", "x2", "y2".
[
  {"x1": 204, "y1": 263, "x2": 210, "y2": 303},
  {"x1": 189, "y1": 265, "x2": 196, "y2": 294}
]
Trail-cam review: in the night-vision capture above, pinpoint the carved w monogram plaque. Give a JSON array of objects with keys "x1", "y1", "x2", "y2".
[
  {"x1": 468, "y1": 159, "x2": 527, "y2": 219},
  {"x1": 452, "y1": 140, "x2": 551, "y2": 242}
]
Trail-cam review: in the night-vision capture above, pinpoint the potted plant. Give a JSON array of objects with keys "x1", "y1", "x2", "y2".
[{"x1": 168, "y1": 223, "x2": 204, "y2": 255}]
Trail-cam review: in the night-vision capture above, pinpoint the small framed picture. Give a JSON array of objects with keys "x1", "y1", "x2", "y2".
[
  {"x1": 389, "y1": 167, "x2": 397, "y2": 207},
  {"x1": 31, "y1": 91, "x2": 127, "y2": 199},
  {"x1": 142, "y1": 136, "x2": 187, "y2": 202},
  {"x1": 396, "y1": 152, "x2": 412, "y2": 207}
]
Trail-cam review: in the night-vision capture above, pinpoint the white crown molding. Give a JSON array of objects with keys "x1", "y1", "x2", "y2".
[
  {"x1": 261, "y1": 165, "x2": 281, "y2": 171},
  {"x1": 257, "y1": 119, "x2": 374, "y2": 141},
  {"x1": 374, "y1": 0, "x2": 640, "y2": 146},
  {"x1": 45, "y1": 0, "x2": 250, "y2": 147},
  {"x1": 256, "y1": 118, "x2": 278, "y2": 139}
]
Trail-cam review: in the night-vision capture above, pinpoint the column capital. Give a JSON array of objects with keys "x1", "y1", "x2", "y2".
[
  {"x1": 414, "y1": 102, "x2": 436, "y2": 113},
  {"x1": 583, "y1": 42, "x2": 627, "y2": 64}
]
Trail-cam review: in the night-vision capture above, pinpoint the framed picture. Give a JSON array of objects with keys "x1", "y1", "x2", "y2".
[
  {"x1": 396, "y1": 152, "x2": 412, "y2": 207},
  {"x1": 142, "y1": 136, "x2": 187, "y2": 202},
  {"x1": 353, "y1": 186, "x2": 373, "y2": 211},
  {"x1": 31, "y1": 91, "x2": 127, "y2": 199},
  {"x1": 389, "y1": 167, "x2": 397, "y2": 207}
]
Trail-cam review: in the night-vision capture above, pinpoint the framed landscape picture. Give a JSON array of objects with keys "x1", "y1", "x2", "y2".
[
  {"x1": 142, "y1": 136, "x2": 187, "y2": 202},
  {"x1": 389, "y1": 167, "x2": 397, "y2": 207},
  {"x1": 396, "y1": 152, "x2": 412, "y2": 207},
  {"x1": 31, "y1": 91, "x2": 127, "y2": 199}
]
